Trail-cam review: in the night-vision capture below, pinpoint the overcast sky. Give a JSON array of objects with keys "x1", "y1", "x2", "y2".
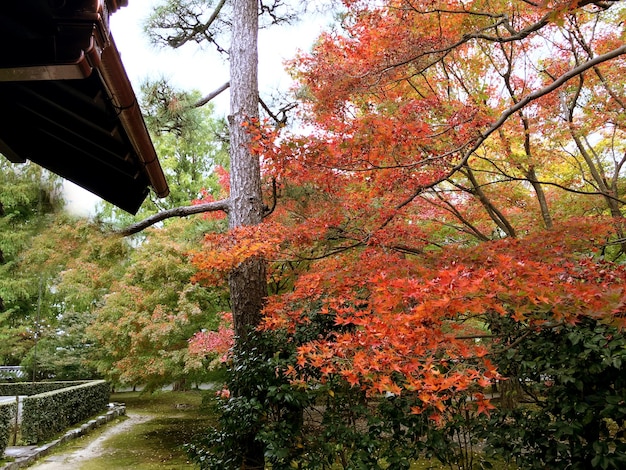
[
  {"x1": 65, "y1": 0, "x2": 329, "y2": 215},
  {"x1": 110, "y1": 0, "x2": 328, "y2": 114}
]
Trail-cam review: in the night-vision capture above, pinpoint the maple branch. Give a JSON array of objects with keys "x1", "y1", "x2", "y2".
[
  {"x1": 425, "y1": 190, "x2": 491, "y2": 241},
  {"x1": 605, "y1": 237, "x2": 626, "y2": 246},
  {"x1": 389, "y1": 243, "x2": 427, "y2": 255},
  {"x1": 571, "y1": 22, "x2": 626, "y2": 110},
  {"x1": 401, "y1": 3, "x2": 508, "y2": 20},
  {"x1": 193, "y1": 81, "x2": 230, "y2": 108},
  {"x1": 309, "y1": 134, "x2": 476, "y2": 173},
  {"x1": 263, "y1": 178, "x2": 278, "y2": 217},
  {"x1": 376, "y1": 0, "x2": 620, "y2": 83},
  {"x1": 477, "y1": 44, "x2": 626, "y2": 148},
  {"x1": 259, "y1": 96, "x2": 298, "y2": 127},
  {"x1": 375, "y1": 44, "x2": 626, "y2": 233},
  {"x1": 117, "y1": 198, "x2": 231, "y2": 236},
  {"x1": 454, "y1": 334, "x2": 498, "y2": 340},
  {"x1": 492, "y1": 322, "x2": 571, "y2": 360},
  {"x1": 294, "y1": 241, "x2": 364, "y2": 261},
  {"x1": 374, "y1": 13, "x2": 543, "y2": 78},
  {"x1": 470, "y1": 164, "x2": 626, "y2": 205}
]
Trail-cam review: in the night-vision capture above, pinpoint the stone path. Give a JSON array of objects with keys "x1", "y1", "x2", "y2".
[
  {"x1": 1, "y1": 404, "x2": 127, "y2": 470},
  {"x1": 25, "y1": 413, "x2": 152, "y2": 470}
]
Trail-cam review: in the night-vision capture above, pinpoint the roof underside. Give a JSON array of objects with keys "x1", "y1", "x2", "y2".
[{"x1": 0, "y1": 0, "x2": 169, "y2": 214}]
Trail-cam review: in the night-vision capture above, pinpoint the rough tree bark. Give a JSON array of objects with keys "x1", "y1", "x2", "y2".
[
  {"x1": 228, "y1": 0, "x2": 266, "y2": 344},
  {"x1": 227, "y1": 0, "x2": 267, "y2": 467}
]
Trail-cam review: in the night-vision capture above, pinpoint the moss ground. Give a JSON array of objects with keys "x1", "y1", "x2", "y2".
[{"x1": 79, "y1": 390, "x2": 215, "y2": 470}]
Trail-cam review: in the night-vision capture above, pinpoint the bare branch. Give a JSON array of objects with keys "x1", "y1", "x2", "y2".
[
  {"x1": 118, "y1": 198, "x2": 231, "y2": 236},
  {"x1": 193, "y1": 81, "x2": 231, "y2": 108},
  {"x1": 259, "y1": 0, "x2": 299, "y2": 26}
]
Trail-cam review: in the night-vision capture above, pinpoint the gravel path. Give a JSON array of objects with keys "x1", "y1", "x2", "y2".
[{"x1": 26, "y1": 413, "x2": 153, "y2": 470}]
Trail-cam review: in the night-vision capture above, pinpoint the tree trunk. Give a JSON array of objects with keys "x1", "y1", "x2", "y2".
[
  {"x1": 526, "y1": 167, "x2": 553, "y2": 230},
  {"x1": 228, "y1": 0, "x2": 267, "y2": 467},
  {"x1": 229, "y1": 0, "x2": 261, "y2": 233},
  {"x1": 229, "y1": 0, "x2": 266, "y2": 348},
  {"x1": 462, "y1": 165, "x2": 517, "y2": 238},
  {"x1": 172, "y1": 378, "x2": 189, "y2": 391}
]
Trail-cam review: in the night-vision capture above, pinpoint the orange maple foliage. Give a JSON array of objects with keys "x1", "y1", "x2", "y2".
[
  {"x1": 261, "y1": 219, "x2": 626, "y2": 402},
  {"x1": 192, "y1": 165, "x2": 230, "y2": 220}
]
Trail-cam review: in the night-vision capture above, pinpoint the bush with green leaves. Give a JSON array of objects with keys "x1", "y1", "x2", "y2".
[
  {"x1": 21, "y1": 380, "x2": 110, "y2": 444},
  {"x1": 0, "y1": 399, "x2": 17, "y2": 455},
  {"x1": 186, "y1": 318, "x2": 432, "y2": 470},
  {"x1": 187, "y1": 308, "x2": 626, "y2": 470},
  {"x1": 0, "y1": 380, "x2": 88, "y2": 397},
  {"x1": 418, "y1": 393, "x2": 494, "y2": 470},
  {"x1": 484, "y1": 317, "x2": 626, "y2": 469},
  {"x1": 186, "y1": 330, "x2": 312, "y2": 469},
  {"x1": 294, "y1": 381, "x2": 433, "y2": 470}
]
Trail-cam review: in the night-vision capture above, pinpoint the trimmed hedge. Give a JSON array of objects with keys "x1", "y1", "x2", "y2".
[
  {"x1": 21, "y1": 380, "x2": 110, "y2": 444},
  {"x1": 0, "y1": 381, "x2": 88, "y2": 397},
  {"x1": 0, "y1": 399, "x2": 17, "y2": 455}
]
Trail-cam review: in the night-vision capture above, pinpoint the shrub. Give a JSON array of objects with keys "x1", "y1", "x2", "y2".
[
  {"x1": 186, "y1": 331, "x2": 309, "y2": 470},
  {"x1": 21, "y1": 380, "x2": 110, "y2": 444},
  {"x1": 0, "y1": 380, "x2": 87, "y2": 397},
  {"x1": 186, "y1": 328, "x2": 429, "y2": 470},
  {"x1": 485, "y1": 317, "x2": 626, "y2": 469},
  {"x1": 0, "y1": 399, "x2": 17, "y2": 455}
]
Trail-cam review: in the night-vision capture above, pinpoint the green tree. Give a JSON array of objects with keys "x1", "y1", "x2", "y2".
[
  {"x1": 18, "y1": 217, "x2": 133, "y2": 380},
  {"x1": 87, "y1": 218, "x2": 229, "y2": 390},
  {"x1": 96, "y1": 82, "x2": 230, "y2": 226},
  {"x1": 0, "y1": 160, "x2": 63, "y2": 367}
]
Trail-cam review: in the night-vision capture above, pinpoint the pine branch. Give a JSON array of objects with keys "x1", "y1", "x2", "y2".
[
  {"x1": 193, "y1": 81, "x2": 230, "y2": 108},
  {"x1": 118, "y1": 198, "x2": 230, "y2": 236}
]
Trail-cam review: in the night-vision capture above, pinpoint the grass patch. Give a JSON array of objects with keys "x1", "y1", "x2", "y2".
[{"x1": 114, "y1": 390, "x2": 208, "y2": 414}]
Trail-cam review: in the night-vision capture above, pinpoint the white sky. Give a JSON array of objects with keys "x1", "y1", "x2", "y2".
[{"x1": 65, "y1": 0, "x2": 329, "y2": 216}]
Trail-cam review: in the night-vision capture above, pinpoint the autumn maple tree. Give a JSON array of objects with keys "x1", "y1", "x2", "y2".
[{"x1": 189, "y1": 0, "x2": 626, "y2": 410}]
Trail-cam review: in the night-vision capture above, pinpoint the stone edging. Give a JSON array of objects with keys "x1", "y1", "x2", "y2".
[{"x1": 1, "y1": 403, "x2": 126, "y2": 470}]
